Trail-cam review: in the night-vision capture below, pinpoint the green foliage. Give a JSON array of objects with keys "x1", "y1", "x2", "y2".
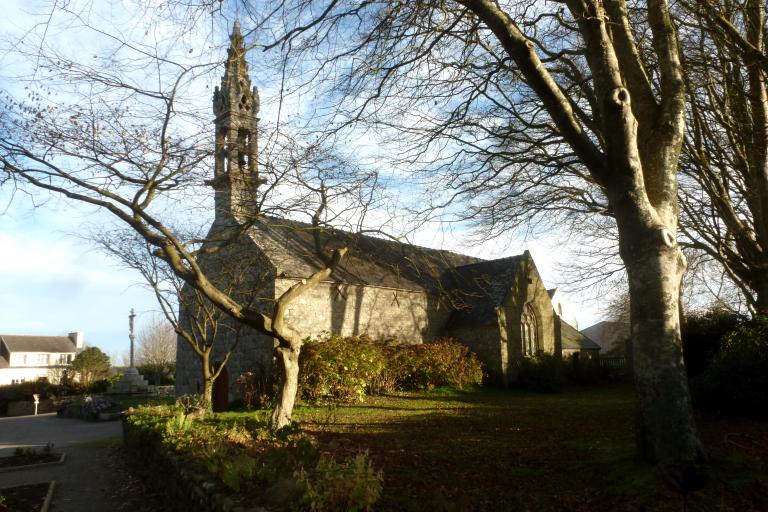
[
  {"x1": 683, "y1": 307, "x2": 746, "y2": 378},
  {"x1": 122, "y1": 405, "x2": 382, "y2": 511},
  {"x1": 691, "y1": 316, "x2": 768, "y2": 417},
  {"x1": 70, "y1": 347, "x2": 111, "y2": 388},
  {"x1": 0, "y1": 380, "x2": 61, "y2": 415},
  {"x1": 298, "y1": 452, "x2": 383, "y2": 512},
  {"x1": 516, "y1": 353, "x2": 568, "y2": 392},
  {"x1": 137, "y1": 362, "x2": 176, "y2": 385},
  {"x1": 298, "y1": 336, "x2": 484, "y2": 403},
  {"x1": 386, "y1": 338, "x2": 484, "y2": 391},
  {"x1": 299, "y1": 335, "x2": 387, "y2": 402}
]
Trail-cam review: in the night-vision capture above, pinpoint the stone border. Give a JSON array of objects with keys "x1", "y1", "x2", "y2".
[
  {"x1": 41, "y1": 481, "x2": 56, "y2": 512},
  {"x1": 0, "y1": 453, "x2": 66, "y2": 473}
]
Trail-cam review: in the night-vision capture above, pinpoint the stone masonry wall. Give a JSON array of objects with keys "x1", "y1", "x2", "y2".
[{"x1": 275, "y1": 278, "x2": 452, "y2": 343}]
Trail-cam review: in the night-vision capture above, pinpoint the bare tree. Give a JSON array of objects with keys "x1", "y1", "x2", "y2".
[
  {"x1": 0, "y1": 8, "x2": 378, "y2": 428},
  {"x1": 221, "y1": 0, "x2": 707, "y2": 470},
  {"x1": 675, "y1": 0, "x2": 768, "y2": 316},
  {"x1": 136, "y1": 315, "x2": 177, "y2": 368}
]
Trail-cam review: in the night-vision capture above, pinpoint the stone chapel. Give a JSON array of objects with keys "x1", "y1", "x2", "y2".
[{"x1": 174, "y1": 23, "x2": 597, "y2": 401}]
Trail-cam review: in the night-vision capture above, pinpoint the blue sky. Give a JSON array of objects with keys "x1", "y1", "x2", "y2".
[{"x1": 0, "y1": 1, "x2": 606, "y2": 361}]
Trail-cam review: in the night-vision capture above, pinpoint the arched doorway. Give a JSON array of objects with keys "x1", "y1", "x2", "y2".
[{"x1": 521, "y1": 303, "x2": 539, "y2": 356}]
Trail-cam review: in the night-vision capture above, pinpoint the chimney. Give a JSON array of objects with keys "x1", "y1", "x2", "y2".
[{"x1": 68, "y1": 331, "x2": 84, "y2": 349}]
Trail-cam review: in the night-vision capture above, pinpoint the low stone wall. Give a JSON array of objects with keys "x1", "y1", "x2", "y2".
[{"x1": 5, "y1": 399, "x2": 56, "y2": 417}]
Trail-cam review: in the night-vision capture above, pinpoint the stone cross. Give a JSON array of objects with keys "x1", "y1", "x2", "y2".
[{"x1": 129, "y1": 308, "x2": 136, "y2": 368}]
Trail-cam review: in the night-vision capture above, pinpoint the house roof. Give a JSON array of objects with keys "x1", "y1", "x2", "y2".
[
  {"x1": 443, "y1": 255, "x2": 527, "y2": 328},
  {"x1": 580, "y1": 320, "x2": 630, "y2": 349},
  {"x1": 560, "y1": 321, "x2": 601, "y2": 351},
  {"x1": 246, "y1": 216, "x2": 483, "y2": 293},
  {"x1": 0, "y1": 335, "x2": 77, "y2": 354}
]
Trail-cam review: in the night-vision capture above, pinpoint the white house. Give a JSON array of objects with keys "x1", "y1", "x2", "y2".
[{"x1": 0, "y1": 332, "x2": 83, "y2": 385}]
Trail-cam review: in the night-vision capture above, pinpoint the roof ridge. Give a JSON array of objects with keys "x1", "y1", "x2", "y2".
[{"x1": 256, "y1": 214, "x2": 486, "y2": 262}]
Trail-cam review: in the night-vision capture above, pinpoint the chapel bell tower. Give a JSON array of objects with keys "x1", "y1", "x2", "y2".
[{"x1": 211, "y1": 20, "x2": 260, "y2": 222}]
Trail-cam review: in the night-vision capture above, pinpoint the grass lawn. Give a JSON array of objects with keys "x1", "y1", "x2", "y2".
[{"x1": 221, "y1": 384, "x2": 767, "y2": 511}]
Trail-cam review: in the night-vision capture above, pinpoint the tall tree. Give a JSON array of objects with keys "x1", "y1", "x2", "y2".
[
  {"x1": 676, "y1": 0, "x2": 768, "y2": 315},
  {"x1": 136, "y1": 315, "x2": 177, "y2": 369},
  {"x1": 0, "y1": 8, "x2": 379, "y2": 428},
  {"x1": 238, "y1": 0, "x2": 704, "y2": 469},
  {"x1": 71, "y1": 346, "x2": 111, "y2": 388}
]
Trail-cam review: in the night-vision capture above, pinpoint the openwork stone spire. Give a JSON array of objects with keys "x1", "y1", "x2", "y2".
[{"x1": 212, "y1": 20, "x2": 260, "y2": 222}]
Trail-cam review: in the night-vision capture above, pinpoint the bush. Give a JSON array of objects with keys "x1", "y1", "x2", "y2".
[
  {"x1": 0, "y1": 380, "x2": 82, "y2": 415},
  {"x1": 298, "y1": 452, "x2": 382, "y2": 512},
  {"x1": 299, "y1": 335, "x2": 387, "y2": 402},
  {"x1": 137, "y1": 363, "x2": 176, "y2": 385},
  {"x1": 122, "y1": 405, "x2": 382, "y2": 511},
  {"x1": 298, "y1": 336, "x2": 484, "y2": 403},
  {"x1": 516, "y1": 353, "x2": 568, "y2": 392},
  {"x1": 682, "y1": 307, "x2": 746, "y2": 378},
  {"x1": 691, "y1": 316, "x2": 768, "y2": 417},
  {"x1": 386, "y1": 339, "x2": 484, "y2": 391}
]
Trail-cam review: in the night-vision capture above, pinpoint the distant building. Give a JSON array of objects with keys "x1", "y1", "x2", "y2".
[
  {"x1": 580, "y1": 321, "x2": 630, "y2": 354},
  {"x1": 0, "y1": 332, "x2": 84, "y2": 385}
]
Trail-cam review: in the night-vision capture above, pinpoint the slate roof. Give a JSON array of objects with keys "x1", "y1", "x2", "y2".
[
  {"x1": 247, "y1": 217, "x2": 483, "y2": 293},
  {"x1": 0, "y1": 335, "x2": 77, "y2": 353},
  {"x1": 561, "y1": 322, "x2": 601, "y2": 351},
  {"x1": 443, "y1": 255, "x2": 527, "y2": 328}
]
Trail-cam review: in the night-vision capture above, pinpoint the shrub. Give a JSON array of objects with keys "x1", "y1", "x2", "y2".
[
  {"x1": 0, "y1": 380, "x2": 82, "y2": 415},
  {"x1": 57, "y1": 395, "x2": 116, "y2": 420},
  {"x1": 682, "y1": 307, "x2": 746, "y2": 378},
  {"x1": 387, "y1": 338, "x2": 484, "y2": 391},
  {"x1": 298, "y1": 451, "x2": 383, "y2": 512},
  {"x1": 122, "y1": 406, "x2": 382, "y2": 511},
  {"x1": 516, "y1": 353, "x2": 568, "y2": 392},
  {"x1": 299, "y1": 335, "x2": 387, "y2": 402},
  {"x1": 233, "y1": 372, "x2": 273, "y2": 410},
  {"x1": 691, "y1": 316, "x2": 768, "y2": 417},
  {"x1": 137, "y1": 363, "x2": 176, "y2": 385}
]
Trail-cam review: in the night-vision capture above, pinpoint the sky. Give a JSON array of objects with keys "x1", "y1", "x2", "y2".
[{"x1": 0, "y1": 1, "x2": 607, "y2": 361}]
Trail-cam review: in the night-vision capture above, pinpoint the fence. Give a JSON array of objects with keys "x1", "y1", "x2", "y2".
[{"x1": 599, "y1": 356, "x2": 628, "y2": 370}]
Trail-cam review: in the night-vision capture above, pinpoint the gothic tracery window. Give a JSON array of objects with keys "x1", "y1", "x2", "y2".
[{"x1": 521, "y1": 304, "x2": 539, "y2": 356}]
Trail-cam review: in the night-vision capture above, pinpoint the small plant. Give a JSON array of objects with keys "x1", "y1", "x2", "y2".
[
  {"x1": 234, "y1": 372, "x2": 272, "y2": 409},
  {"x1": 298, "y1": 451, "x2": 383, "y2": 512},
  {"x1": 176, "y1": 394, "x2": 209, "y2": 418}
]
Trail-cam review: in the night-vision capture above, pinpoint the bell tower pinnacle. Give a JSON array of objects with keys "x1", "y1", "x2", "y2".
[{"x1": 212, "y1": 20, "x2": 260, "y2": 222}]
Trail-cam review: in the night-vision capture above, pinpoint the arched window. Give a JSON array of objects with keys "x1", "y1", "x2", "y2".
[{"x1": 521, "y1": 304, "x2": 539, "y2": 356}]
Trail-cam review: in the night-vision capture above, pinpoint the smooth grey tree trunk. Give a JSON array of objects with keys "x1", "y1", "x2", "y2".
[
  {"x1": 271, "y1": 345, "x2": 300, "y2": 430},
  {"x1": 617, "y1": 216, "x2": 705, "y2": 466}
]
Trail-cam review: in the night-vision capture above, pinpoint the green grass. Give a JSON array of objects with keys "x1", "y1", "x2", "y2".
[{"x1": 215, "y1": 385, "x2": 767, "y2": 511}]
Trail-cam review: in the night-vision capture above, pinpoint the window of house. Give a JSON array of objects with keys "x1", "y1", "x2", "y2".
[
  {"x1": 37, "y1": 353, "x2": 50, "y2": 366},
  {"x1": 521, "y1": 304, "x2": 539, "y2": 356}
]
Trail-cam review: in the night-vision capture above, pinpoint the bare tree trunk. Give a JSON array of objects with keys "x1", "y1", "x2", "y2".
[
  {"x1": 270, "y1": 344, "x2": 300, "y2": 429},
  {"x1": 618, "y1": 220, "x2": 704, "y2": 466},
  {"x1": 201, "y1": 351, "x2": 214, "y2": 406}
]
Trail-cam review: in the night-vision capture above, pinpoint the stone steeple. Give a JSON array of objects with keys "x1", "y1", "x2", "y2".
[{"x1": 211, "y1": 20, "x2": 260, "y2": 222}]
